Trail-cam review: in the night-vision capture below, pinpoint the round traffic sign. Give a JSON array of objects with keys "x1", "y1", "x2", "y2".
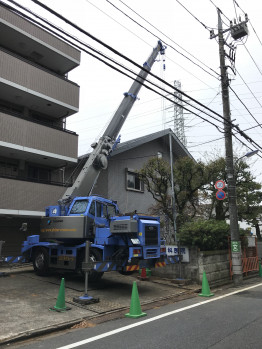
[
  {"x1": 216, "y1": 190, "x2": 226, "y2": 200},
  {"x1": 215, "y1": 180, "x2": 225, "y2": 190}
]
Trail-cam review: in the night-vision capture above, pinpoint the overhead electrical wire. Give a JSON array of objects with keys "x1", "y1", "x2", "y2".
[
  {"x1": 176, "y1": 0, "x2": 213, "y2": 30},
  {"x1": 2, "y1": 1, "x2": 229, "y2": 134},
  {"x1": 183, "y1": 0, "x2": 262, "y2": 124},
  {"x1": 85, "y1": 0, "x2": 220, "y2": 91},
  {"x1": 176, "y1": 0, "x2": 262, "y2": 149},
  {"x1": 4, "y1": 0, "x2": 261, "y2": 156},
  {"x1": 26, "y1": 0, "x2": 262, "y2": 154},
  {"x1": 105, "y1": 0, "x2": 219, "y2": 80},
  {"x1": 229, "y1": 85, "x2": 262, "y2": 131},
  {"x1": 4, "y1": 0, "x2": 230, "y2": 127}
]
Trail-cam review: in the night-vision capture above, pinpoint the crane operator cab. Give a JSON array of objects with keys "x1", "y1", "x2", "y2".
[{"x1": 40, "y1": 196, "x2": 119, "y2": 243}]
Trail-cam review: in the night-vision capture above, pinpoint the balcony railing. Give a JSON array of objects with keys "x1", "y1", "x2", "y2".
[{"x1": 0, "y1": 171, "x2": 73, "y2": 187}]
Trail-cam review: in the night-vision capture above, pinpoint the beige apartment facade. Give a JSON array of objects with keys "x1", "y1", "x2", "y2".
[{"x1": 0, "y1": 3, "x2": 81, "y2": 256}]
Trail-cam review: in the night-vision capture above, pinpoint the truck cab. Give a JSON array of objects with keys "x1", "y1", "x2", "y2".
[{"x1": 41, "y1": 196, "x2": 120, "y2": 244}]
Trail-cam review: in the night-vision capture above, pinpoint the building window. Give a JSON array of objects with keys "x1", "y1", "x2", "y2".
[
  {"x1": 126, "y1": 169, "x2": 144, "y2": 192},
  {"x1": 28, "y1": 165, "x2": 51, "y2": 183},
  {"x1": 0, "y1": 159, "x2": 18, "y2": 178}
]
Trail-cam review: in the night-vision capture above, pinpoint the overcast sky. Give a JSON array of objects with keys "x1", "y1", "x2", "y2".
[{"x1": 4, "y1": 0, "x2": 262, "y2": 182}]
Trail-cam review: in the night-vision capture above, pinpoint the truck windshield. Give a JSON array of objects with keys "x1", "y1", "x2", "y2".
[
  {"x1": 70, "y1": 199, "x2": 89, "y2": 214},
  {"x1": 108, "y1": 204, "x2": 117, "y2": 217}
]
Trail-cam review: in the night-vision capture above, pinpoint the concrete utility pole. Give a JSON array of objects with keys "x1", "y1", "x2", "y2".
[{"x1": 216, "y1": 9, "x2": 244, "y2": 286}]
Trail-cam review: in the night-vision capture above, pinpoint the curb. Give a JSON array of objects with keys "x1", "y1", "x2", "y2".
[{"x1": 0, "y1": 289, "x2": 197, "y2": 346}]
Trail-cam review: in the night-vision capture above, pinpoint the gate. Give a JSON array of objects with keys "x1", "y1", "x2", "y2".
[{"x1": 228, "y1": 236, "x2": 259, "y2": 279}]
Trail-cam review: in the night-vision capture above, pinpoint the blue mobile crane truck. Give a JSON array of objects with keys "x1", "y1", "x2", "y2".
[{"x1": 21, "y1": 41, "x2": 178, "y2": 281}]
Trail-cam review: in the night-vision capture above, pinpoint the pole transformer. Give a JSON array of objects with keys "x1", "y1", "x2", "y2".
[{"x1": 217, "y1": 9, "x2": 243, "y2": 285}]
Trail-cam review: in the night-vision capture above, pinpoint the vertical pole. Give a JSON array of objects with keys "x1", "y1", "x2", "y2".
[
  {"x1": 84, "y1": 240, "x2": 91, "y2": 295},
  {"x1": 217, "y1": 9, "x2": 243, "y2": 285},
  {"x1": 169, "y1": 133, "x2": 177, "y2": 242},
  {"x1": 169, "y1": 133, "x2": 182, "y2": 278}
]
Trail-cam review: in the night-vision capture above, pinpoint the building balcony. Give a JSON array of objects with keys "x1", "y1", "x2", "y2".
[
  {"x1": 0, "y1": 49, "x2": 80, "y2": 119},
  {"x1": 0, "y1": 3, "x2": 80, "y2": 74},
  {"x1": 0, "y1": 177, "x2": 66, "y2": 215},
  {"x1": 0, "y1": 111, "x2": 78, "y2": 167}
]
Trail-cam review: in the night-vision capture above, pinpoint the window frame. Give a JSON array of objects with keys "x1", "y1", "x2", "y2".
[{"x1": 126, "y1": 168, "x2": 144, "y2": 193}]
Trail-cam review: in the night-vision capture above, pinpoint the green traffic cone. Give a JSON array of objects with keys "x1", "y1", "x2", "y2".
[
  {"x1": 259, "y1": 261, "x2": 262, "y2": 278},
  {"x1": 50, "y1": 278, "x2": 70, "y2": 312},
  {"x1": 125, "y1": 281, "x2": 147, "y2": 318},
  {"x1": 199, "y1": 271, "x2": 214, "y2": 297}
]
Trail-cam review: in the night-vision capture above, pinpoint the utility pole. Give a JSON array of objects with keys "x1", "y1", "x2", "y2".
[{"x1": 210, "y1": 9, "x2": 248, "y2": 286}]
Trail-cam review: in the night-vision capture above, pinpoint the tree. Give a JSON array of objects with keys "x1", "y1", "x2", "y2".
[
  {"x1": 139, "y1": 156, "x2": 207, "y2": 229},
  {"x1": 139, "y1": 155, "x2": 262, "y2": 242},
  {"x1": 235, "y1": 160, "x2": 262, "y2": 240},
  {"x1": 202, "y1": 157, "x2": 262, "y2": 239}
]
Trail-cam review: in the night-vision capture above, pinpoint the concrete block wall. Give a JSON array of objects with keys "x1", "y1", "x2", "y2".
[
  {"x1": 152, "y1": 248, "x2": 230, "y2": 286},
  {"x1": 198, "y1": 250, "x2": 230, "y2": 286}
]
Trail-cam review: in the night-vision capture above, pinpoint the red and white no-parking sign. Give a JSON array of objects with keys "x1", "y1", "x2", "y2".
[
  {"x1": 216, "y1": 190, "x2": 226, "y2": 200},
  {"x1": 215, "y1": 180, "x2": 226, "y2": 200}
]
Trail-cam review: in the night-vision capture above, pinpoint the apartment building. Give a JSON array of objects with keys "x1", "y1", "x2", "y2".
[{"x1": 0, "y1": 3, "x2": 81, "y2": 256}]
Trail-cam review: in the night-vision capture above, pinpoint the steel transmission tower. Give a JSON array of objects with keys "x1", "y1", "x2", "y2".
[{"x1": 173, "y1": 81, "x2": 187, "y2": 146}]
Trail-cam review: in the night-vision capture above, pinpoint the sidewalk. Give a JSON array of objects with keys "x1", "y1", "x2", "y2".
[{"x1": 0, "y1": 265, "x2": 200, "y2": 345}]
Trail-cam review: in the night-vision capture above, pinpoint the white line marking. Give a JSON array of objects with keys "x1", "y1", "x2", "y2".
[{"x1": 56, "y1": 282, "x2": 262, "y2": 349}]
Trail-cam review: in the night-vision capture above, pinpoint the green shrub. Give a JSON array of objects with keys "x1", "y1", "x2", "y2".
[{"x1": 178, "y1": 219, "x2": 230, "y2": 251}]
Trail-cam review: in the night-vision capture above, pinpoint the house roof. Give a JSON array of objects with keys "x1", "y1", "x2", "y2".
[
  {"x1": 78, "y1": 129, "x2": 193, "y2": 161},
  {"x1": 112, "y1": 128, "x2": 193, "y2": 159}
]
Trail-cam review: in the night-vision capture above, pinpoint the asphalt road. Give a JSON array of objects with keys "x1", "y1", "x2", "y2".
[{"x1": 5, "y1": 281, "x2": 262, "y2": 349}]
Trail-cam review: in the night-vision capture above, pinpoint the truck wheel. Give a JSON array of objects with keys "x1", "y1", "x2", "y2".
[{"x1": 33, "y1": 247, "x2": 49, "y2": 276}]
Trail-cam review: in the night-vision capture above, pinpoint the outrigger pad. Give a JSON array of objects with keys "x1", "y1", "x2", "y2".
[{"x1": 73, "y1": 296, "x2": 100, "y2": 305}]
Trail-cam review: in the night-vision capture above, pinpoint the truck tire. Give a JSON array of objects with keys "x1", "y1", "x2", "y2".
[
  {"x1": 33, "y1": 247, "x2": 49, "y2": 276},
  {"x1": 78, "y1": 248, "x2": 104, "y2": 282}
]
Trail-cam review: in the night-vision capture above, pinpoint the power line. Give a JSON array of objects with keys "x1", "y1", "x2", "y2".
[
  {"x1": 9, "y1": 0, "x2": 231, "y2": 127},
  {"x1": 27, "y1": 0, "x2": 262, "y2": 154},
  {"x1": 176, "y1": 0, "x2": 214, "y2": 30},
  {"x1": 229, "y1": 85, "x2": 262, "y2": 131},
  {"x1": 6, "y1": 0, "x2": 261, "y2": 155},
  {"x1": 243, "y1": 45, "x2": 262, "y2": 77},
  {"x1": 106, "y1": 0, "x2": 219, "y2": 80}
]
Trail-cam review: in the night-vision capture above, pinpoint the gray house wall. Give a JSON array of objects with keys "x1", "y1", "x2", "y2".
[{"x1": 94, "y1": 138, "x2": 171, "y2": 214}]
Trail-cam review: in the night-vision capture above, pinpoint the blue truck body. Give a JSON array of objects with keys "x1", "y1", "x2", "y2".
[{"x1": 21, "y1": 196, "x2": 176, "y2": 280}]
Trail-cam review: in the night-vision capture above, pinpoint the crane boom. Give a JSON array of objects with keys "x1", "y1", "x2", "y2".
[{"x1": 62, "y1": 40, "x2": 165, "y2": 200}]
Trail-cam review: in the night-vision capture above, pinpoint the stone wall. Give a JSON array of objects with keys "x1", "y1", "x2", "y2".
[{"x1": 152, "y1": 248, "x2": 230, "y2": 286}]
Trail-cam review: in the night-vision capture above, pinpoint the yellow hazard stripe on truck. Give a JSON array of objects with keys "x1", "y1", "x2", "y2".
[
  {"x1": 126, "y1": 265, "x2": 139, "y2": 272},
  {"x1": 155, "y1": 261, "x2": 166, "y2": 268}
]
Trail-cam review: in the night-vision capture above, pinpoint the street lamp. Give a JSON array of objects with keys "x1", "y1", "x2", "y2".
[{"x1": 236, "y1": 149, "x2": 259, "y2": 163}]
